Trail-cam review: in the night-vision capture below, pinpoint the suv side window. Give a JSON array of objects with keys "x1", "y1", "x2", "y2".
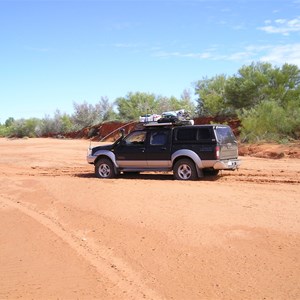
[
  {"x1": 173, "y1": 127, "x2": 213, "y2": 143},
  {"x1": 124, "y1": 131, "x2": 146, "y2": 145},
  {"x1": 198, "y1": 128, "x2": 212, "y2": 140},
  {"x1": 150, "y1": 130, "x2": 168, "y2": 146},
  {"x1": 176, "y1": 128, "x2": 198, "y2": 141}
]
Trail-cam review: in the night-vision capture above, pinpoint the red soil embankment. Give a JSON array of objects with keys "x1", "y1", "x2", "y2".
[{"x1": 65, "y1": 117, "x2": 241, "y2": 141}]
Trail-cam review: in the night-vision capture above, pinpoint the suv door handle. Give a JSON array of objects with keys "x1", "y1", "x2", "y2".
[
  {"x1": 161, "y1": 147, "x2": 167, "y2": 150},
  {"x1": 140, "y1": 148, "x2": 145, "y2": 152}
]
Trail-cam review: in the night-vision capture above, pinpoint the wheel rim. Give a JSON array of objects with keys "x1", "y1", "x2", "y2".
[
  {"x1": 178, "y1": 164, "x2": 192, "y2": 180},
  {"x1": 98, "y1": 163, "x2": 111, "y2": 178}
]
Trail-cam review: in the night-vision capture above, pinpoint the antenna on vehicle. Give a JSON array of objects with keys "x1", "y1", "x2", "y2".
[{"x1": 99, "y1": 121, "x2": 136, "y2": 142}]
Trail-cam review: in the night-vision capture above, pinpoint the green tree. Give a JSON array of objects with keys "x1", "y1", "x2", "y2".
[
  {"x1": 10, "y1": 118, "x2": 41, "y2": 138},
  {"x1": 72, "y1": 98, "x2": 116, "y2": 129},
  {"x1": 225, "y1": 62, "x2": 300, "y2": 110},
  {"x1": 0, "y1": 117, "x2": 15, "y2": 136},
  {"x1": 195, "y1": 75, "x2": 230, "y2": 116},
  {"x1": 238, "y1": 100, "x2": 296, "y2": 142},
  {"x1": 264, "y1": 63, "x2": 300, "y2": 107},
  {"x1": 72, "y1": 101, "x2": 102, "y2": 129},
  {"x1": 193, "y1": 61, "x2": 300, "y2": 141},
  {"x1": 5, "y1": 117, "x2": 15, "y2": 127},
  {"x1": 98, "y1": 96, "x2": 117, "y2": 122},
  {"x1": 179, "y1": 89, "x2": 196, "y2": 115},
  {"x1": 59, "y1": 114, "x2": 73, "y2": 133},
  {"x1": 225, "y1": 62, "x2": 272, "y2": 110},
  {"x1": 36, "y1": 110, "x2": 73, "y2": 136},
  {"x1": 155, "y1": 90, "x2": 195, "y2": 116},
  {"x1": 116, "y1": 92, "x2": 159, "y2": 121}
]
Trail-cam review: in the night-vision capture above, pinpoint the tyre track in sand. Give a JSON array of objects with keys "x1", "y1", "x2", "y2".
[
  {"x1": 0, "y1": 194, "x2": 163, "y2": 300},
  {"x1": 2, "y1": 163, "x2": 300, "y2": 186},
  {"x1": 11, "y1": 165, "x2": 300, "y2": 185},
  {"x1": 218, "y1": 171, "x2": 300, "y2": 185}
]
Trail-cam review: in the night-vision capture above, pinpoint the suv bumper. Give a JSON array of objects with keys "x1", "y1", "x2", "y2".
[
  {"x1": 213, "y1": 159, "x2": 241, "y2": 170},
  {"x1": 87, "y1": 155, "x2": 96, "y2": 164}
]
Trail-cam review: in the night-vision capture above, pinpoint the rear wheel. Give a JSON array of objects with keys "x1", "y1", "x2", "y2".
[
  {"x1": 173, "y1": 159, "x2": 197, "y2": 180},
  {"x1": 95, "y1": 158, "x2": 116, "y2": 179}
]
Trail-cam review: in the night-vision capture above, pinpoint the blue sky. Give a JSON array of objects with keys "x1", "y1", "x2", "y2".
[{"x1": 1, "y1": 0, "x2": 300, "y2": 122}]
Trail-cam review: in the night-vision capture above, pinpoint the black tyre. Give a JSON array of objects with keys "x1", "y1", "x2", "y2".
[
  {"x1": 95, "y1": 158, "x2": 116, "y2": 179},
  {"x1": 173, "y1": 159, "x2": 197, "y2": 180}
]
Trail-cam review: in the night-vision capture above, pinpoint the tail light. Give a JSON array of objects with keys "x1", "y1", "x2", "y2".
[{"x1": 215, "y1": 146, "x2": 220, "y2": 159}]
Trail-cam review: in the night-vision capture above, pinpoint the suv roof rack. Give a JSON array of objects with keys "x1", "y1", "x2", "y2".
[
  {"x1": 143, "y1": 122, "x2": 173, "y2": 127},
  {"x1": 143, "y1": 120, "x2": 194, "y2": 127}
]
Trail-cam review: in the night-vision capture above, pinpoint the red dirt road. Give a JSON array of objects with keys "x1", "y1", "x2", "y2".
[{"x1": 0, "y1": 138, "x2": 299, "y2": 299}]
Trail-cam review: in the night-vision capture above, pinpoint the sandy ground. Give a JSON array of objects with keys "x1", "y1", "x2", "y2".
[{"x1": 0, "y1": 137, "x2": 299, "y2": 300}]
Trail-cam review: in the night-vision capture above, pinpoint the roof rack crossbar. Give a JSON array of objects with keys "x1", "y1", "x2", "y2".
[{"x1": 142, "y1": 120, "x2": 194, "y2": 127}]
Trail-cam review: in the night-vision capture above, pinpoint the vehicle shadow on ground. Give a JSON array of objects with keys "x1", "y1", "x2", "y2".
[
  {"x1": 121, "y1": 173, "x2": 174, "y2": 180},
  {"x1": 75, "y1": 172, "x2": 221, "y2": 181},
  {"x1": 74, "y1": 172, "x2": 96, "y2": 178},
  {"x1": 74, "y1": 172, "x2": 173, "y2": 180}
]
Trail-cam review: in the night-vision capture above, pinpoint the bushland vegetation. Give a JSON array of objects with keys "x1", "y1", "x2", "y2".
[
  {"x1": 195, "y1": 62, "x2": 300, "y2": 142},
  {"x1": 1, "y1": 62, "x2": 299, "y2": 142}
]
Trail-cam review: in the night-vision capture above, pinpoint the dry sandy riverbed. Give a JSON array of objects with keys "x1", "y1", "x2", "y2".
[{"x1": 0, "y1": 137, "x2": 299, "y2": 299}]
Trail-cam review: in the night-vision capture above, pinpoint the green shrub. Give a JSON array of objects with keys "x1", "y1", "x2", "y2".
[
  {"x1": 239, "y1": 100, "x2": 299, "y2": 142},
  {"x1": 9, "y1": 118, "x2": 41, "y2": 138},
  {"x1": 0, "y1": 125, "x2": 10, "y2": 137}
]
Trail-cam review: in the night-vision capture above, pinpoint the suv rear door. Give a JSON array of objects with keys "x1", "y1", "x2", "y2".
[
  {"x1": 215, "y1": 125, "x2": 238, "y2": 159},
  {"x1": 146, "y1": 128, "x2": 172, "y2": 167}
]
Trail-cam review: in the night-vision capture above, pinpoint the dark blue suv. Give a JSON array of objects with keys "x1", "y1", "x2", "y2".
[{"x1": 87, "y1": 124, "x2": 240, "y2": 180}]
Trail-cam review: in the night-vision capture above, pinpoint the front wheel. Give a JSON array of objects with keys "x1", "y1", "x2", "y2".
[
  {"x1": 173, "y1": 159, "x2": 197, "y2": 180},
  {"x1": 95, "y1": 158, "x2": 116, "y2": 179}
]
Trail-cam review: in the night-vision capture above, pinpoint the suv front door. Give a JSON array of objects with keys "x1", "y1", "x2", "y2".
[{"x1": 114, "y1": 130, "x2": 147, "y2": 168}]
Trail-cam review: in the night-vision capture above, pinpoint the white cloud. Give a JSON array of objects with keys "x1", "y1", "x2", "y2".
[
  {"x1": 222, "y1": 44, "x2": 300, "y2": 66},
  {"x1": 259, "y1": 43, "x2": 300, "y2": 66},
  {"x1": 226, "y1": 51, "x2": 252, "y2": 61},
  {"x1": 258, "y1": 16, "x2": 300, "y2": 35},
  {"x1": 154, "y1": 51, "x2": 212, "y2": 59},
  {"x1": 275, "y1": 19, "x2": 286, "y2": 24},
  {"x1": 152, "y1": 43, "x2": 300, "y2": 67}
]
